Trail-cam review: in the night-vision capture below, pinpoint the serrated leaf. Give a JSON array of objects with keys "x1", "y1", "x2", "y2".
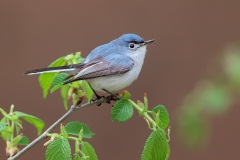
[
  {"x1": 50, "y1": 73, "x2": 69, "y2": 93},
  {"x1": 0, "y1": 122, "x2": 6, "y2": 132},
  {"x1": 165, "y1": 147, "x2": 170, "y2": 160},
  {"x1": 81, "y1": 80, "x2": 94, "y2": 102},
  {"x1": 15, "y1": 111, "x2": 45, "y2": 135},
  {"x1": 50, "y1": 84, "x2": 63, "y2": 93},
  {"x1": 111, "y1": 99, "x2": 133, "y2": 122},
  {"x1": 39, "y1": 57, "x2": 66, "y2": 98},
  {"x1": 46, "y1": 137, "x2": 71, "y2": 160},
  {"x1": 61, "y1": 85, "x2": 70, "y2": 110},
  {"x1": 52, "y1": 73, "x2": 68, "y2": 87},
  {"x1": 141, "y1": 128, "x2": 170, "y2": 160},
  {"x1": 152, "y1": 105, "x2": 169, "y2": 129},
  {"x1": 39, "y1": 73, "x2": 58, "y2": 98},
  {"x1": 18, "y1": 136, "x2": 29, "y2": 145},
  {"x1": 82, "y1": 142, "x2": 98, "y2": 160},
  {"x1": 65, "y1": 121, "x2": 94, "y2": 139}
]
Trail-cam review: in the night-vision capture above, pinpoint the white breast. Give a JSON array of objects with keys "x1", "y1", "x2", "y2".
[{"x1": 86, "y1": 46, "x2": 147, "y2": 92}]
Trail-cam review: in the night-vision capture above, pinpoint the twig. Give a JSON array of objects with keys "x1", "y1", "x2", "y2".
[{"x1": 8, "y1": 98, "x2": 105, "y2": 160}]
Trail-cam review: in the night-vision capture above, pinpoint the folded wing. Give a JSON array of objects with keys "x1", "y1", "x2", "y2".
[{"x1": 64, "y1": 54, "x2": 134, "y2": 84}]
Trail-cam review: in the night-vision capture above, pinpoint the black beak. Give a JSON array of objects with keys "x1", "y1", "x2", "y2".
[{"x1": 142, "y1": 39, "x2": 155, "y2": 46}]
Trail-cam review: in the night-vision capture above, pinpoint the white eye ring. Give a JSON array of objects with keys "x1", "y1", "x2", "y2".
[{"x1": 129, "y1": 43, "x2": 135, "y2": 49}]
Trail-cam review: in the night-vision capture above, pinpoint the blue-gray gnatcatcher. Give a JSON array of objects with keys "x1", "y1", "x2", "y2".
[{"x1": 25, "y1": 33, "x2": 154, "y2": 98}]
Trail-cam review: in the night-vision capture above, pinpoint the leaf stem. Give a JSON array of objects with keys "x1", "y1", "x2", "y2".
[
  {"x1": 67, "y1": 136, "x2": 78, "y2": 141},
  {"x1": 11, "y1": 120, "x2": 15, "y2": 141},
  {"x1": 7, "y1": 98, "x2": 105, "y2": 160},
  {"x1": 128, "y1": 99, "x2": 156, "y2": 130}
]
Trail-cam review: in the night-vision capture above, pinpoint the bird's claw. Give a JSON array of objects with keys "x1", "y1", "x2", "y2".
[
  {"x1": 90, "y1": 95, "x2": 104, "y2": 106},
  {"x1": 90, "y1": 94, "x2": 120, "y2": 106}
]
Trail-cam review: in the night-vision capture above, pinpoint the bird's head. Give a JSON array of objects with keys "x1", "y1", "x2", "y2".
[{"x1": 114, "y1": 34, "x2": 155, "y2": 51}]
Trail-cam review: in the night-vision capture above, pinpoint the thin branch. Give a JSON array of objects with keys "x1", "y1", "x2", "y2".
[{"x1": 8, "y1": 98, "x2": 105, "y2": 160}]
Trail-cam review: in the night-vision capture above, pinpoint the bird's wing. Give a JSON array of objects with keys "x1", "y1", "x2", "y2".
[{"x1": 64, "y1": 54, "x2": 134, "y2": 84}]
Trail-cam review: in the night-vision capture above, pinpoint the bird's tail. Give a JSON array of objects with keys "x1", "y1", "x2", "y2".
[{"x1": 24, "y1": 64, "x2": 83, "y2": 75}]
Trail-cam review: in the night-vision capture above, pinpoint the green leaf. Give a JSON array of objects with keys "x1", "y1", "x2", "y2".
[
  {"x1": 224, "y1": 50, "x2": 240, "y2": 84},
  {"x1": 51, "y1": 85, "x2": 64, "y2": 94},
  {"x1": 60, "y1": 124, "x2": 68, "y2": 138},
  {"x1": 78, "y1": 128, "x2": 84, "y2": 141},
  {"x1": 52, "y1": 73, "x2": 68, "y2": 87},
  {"x1": 65, "y1": 121, "x2": 94, "y2": 139},
  {"x1": 64, "y1": 53, "x2": 74, "y2": 61},
  {"x1": 74, "y1": 52, "x2": 85, "y2": 64},
  {"x1": 165, "y1": 146, "x2": 170, "y2": 160},
  {"x1": 0, "y1": 108, "x2": 10, "y2": 118},
  {"x1": 80, "y1": 80, "x2": 94, "y2": 102},
  {"x1": 198, "y1": 84, "x2": 230, "y2": 114},
  {"x1": 61, "y1": 85, "x2": 70, "y2": 110},
  {"x1": 18, "y1": 136, "x2": 29, "y2": 145},
  {"x1": 122, "y1": 90, "x2": 131, "y2": 99},
  {"x1": 39, "y1": 57, "x2": 66, "y2": 98},
  {"x1": 78, "y1": 57, "x2": 85, "y2": 63},
  {"x1": 15, "y1": 111, "x2": 45, "y2": 135},
  {"x1": 11, "y1": 134, "x2": 23, "y2": 146},
  {"x1": 15, "y1": 120, "x2": 23, "y2": 136},
  {"x1": 0, "y1": 122, "x2": 6, "y2": 132},
  {"x1": 81, "y1": 142, "x2": 98, "y2": 160},
  {"x1": 141, "y1": 128, "x2": 170, "y2": 160},
  {"x1": 1, "y1": 125, "x2": 12, "y2": 141},
  {"x1": 39, "y1": 73, "x2": 58, "y2": 98},
  {"x1": 72, "y1": 81, "x2": 81, "y2": 89},
  {"x1": 152, "y1": 105, "x2": 169, "y2": 129},
  {"x1": 50, "y1": 73, "x2": 69, "y2": 93},
  {"x1": 46, "y1": 137, "x2": 71, "y2": 160},
  {"x1": 74, "y1": 154, "x2": 81, "y2": 160},
  {"x1": 112, "y1": 99, "x2": 133, "y2": 122},
  {"x1": 179, "y1": 111, "x2": 207, "y2": 147}
]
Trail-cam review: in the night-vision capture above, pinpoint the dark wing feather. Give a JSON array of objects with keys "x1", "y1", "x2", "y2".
[{"x1": 64, "y1": 55, "x2": 134, "y2": 84}]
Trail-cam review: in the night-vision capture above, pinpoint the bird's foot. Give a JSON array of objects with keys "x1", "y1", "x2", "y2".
[
  {"x1": 90, "y1": 93, "x2": 120, "y2": 106},
  {"x1": 90, "y1": 95, "x2": 105, "y2": 106},
  {"x1": 106, "y1": 93, "x2": 121, "y2": 102}
]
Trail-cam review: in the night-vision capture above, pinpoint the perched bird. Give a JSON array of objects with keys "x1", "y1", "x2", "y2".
[{"x1": 25, "y1": 34, "x2": 154, "y2": 98}]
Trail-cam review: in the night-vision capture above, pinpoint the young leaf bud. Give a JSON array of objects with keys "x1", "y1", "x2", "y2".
[{"x1": 144, "y1": 93, "x2": 148, "y2": 110}]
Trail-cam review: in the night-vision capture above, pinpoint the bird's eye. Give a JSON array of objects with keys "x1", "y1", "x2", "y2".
[{"x1": 129, "y1": 43, "x2": 135, "y2": 49}]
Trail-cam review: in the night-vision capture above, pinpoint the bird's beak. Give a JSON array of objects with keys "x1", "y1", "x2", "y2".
[{"x1": 142, "y1": 39, "x2": 155, "y2": 46}]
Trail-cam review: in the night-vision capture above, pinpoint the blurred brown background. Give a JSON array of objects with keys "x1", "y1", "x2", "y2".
[{"x1": 1, "y1": 0, "x2": 240, "y2": 159}]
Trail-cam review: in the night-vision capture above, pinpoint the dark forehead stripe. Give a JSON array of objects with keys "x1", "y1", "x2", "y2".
[{"x1": 130, "y1": 40, "x2": 144, "y2": 44}]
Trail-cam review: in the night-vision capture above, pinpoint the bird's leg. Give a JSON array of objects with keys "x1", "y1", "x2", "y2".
[
  {"x1": 102, "y1": 89, "x2": 121, "y2": 103},
  {"x1": 88, "y1": 83, "x2": 120, "y2": 106},
  {"x1": 91, "y1": 86, "x2": 101, "y2": 99},
  {"x1": 88, "y1": 83, "x2": 104, "y2": 106}
]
